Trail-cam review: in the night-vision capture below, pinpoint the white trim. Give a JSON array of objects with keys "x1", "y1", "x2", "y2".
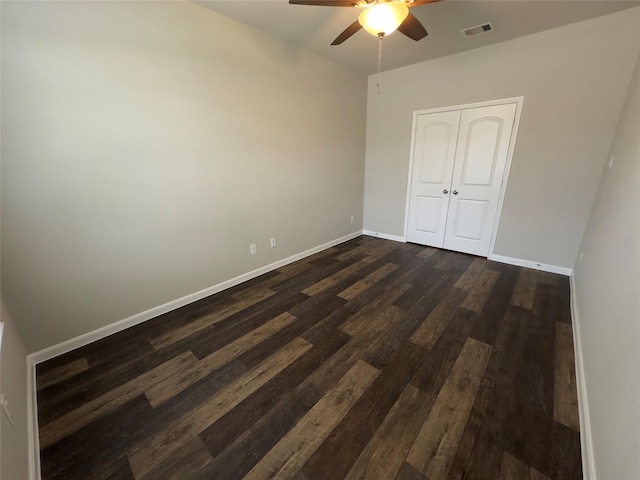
[
  {"x1": 403, "y1": 109, "x2": 422, "y2": 243},
  {"x1": 403, "y1": 97, "x2": 525, "y2": 257},
  {"x1": 27, "y1": 357, "x2": 40, "y2": 480},
  {"x1": 362, "y1": 230, "x2": 406, "y2": 243},
  {"x1": 488, "y1": 254, "x2": 572, "y2": 276},
  {"x1": 28, "y1": 231, "x2": 362, "y2": 365},
  {"x1": 409, "y1": 96, "x2": 525, "y2": 117},
  {"x1": 569, "y1": 273, "x2": 596, "y2": 480}
]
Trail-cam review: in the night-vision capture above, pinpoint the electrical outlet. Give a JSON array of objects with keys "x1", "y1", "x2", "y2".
[
  {"x1": 350, "y1": 215, "x2": 355, "y2": 224},
  {"x1": 270, "y1": 238, "x2": 277, "y2": 248},
  {"x1": 250, "y1": 244, "x2": 257, "y2": 256}
]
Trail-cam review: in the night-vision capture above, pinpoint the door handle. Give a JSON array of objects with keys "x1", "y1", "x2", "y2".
[
  {"x1": 452, "y1": 190, "x2": 459, "y2": 195},
  {"x1": 443, "y1": 189, "x2": 448, "y2": 194}
]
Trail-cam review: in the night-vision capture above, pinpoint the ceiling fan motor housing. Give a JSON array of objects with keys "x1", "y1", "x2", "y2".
[
  {"x1": 358, "y1": 3, "x2": 410, "y2": 37},
  {"x1": 289, "y1": 0, "x2": 438, "y2": 45}
]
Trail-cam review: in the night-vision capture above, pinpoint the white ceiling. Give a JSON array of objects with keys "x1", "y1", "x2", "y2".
[{"x1": 194, "y1": 0, "x2": 639, "y2": 74}]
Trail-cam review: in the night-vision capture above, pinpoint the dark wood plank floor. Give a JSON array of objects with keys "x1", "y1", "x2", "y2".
[{"x1": 36, "y1": 236, "x2": 582, "y2": 480}]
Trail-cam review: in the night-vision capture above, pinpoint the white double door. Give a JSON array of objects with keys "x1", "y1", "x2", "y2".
[{"x1": 406, "y1": 103, "x2": 517, "y2": 257}]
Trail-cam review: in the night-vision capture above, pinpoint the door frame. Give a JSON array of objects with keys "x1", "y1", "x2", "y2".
[{"x1": 403, "y1": 96, "x2": 524, "y2": 258}]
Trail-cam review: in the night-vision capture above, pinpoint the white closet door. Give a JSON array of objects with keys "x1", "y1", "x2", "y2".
[
  {"x1": 406, "y1": 111, "x2": 460, "y2": 247},
  {"x1": 443, "y1": 103, "x2": 517, "y2": 256}
]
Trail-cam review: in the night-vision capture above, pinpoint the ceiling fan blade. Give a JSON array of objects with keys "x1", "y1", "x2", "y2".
[
  {"x1": 331, "y1": 20, "x2": 363, "y2": 45},
  {"x1": 398, "y1": 12, "x2": 428, "y2": 41},
  {"x1": 407, "y1": 0, "x2": 441, "y2": 6},
  {"x1": 289, "y1": 1, "x2": 357, "y2": 6}
]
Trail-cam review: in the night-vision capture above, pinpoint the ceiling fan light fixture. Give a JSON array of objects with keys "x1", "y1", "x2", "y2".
[{"x1": 358, "y1": 2, "x2": 409, "y2": 37}]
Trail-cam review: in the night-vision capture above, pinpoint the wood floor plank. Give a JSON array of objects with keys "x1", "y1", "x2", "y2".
[
  {"x1": 41, "y1": 394, "x2": 152, "y2": 480},
  {"x1": 149, "y1": 288, "x2": 276, "y2": 350},
  {"x1": 103, "y1": 458, "x2": 136, "y2": 480},
  {"x1": 38, "y1": 345, "x2": 200, "y2": 427},
  {"x1": 140, "y1": 437, "x2": 212, "y2": 480},
  {"x1": 535, "y1": 270, "x2": 564, "y2": 287},
  {"x1": 187, "y1": 291, "x2": 309, "y2": 359},
  {"x1": 83, "y1": 335, "x2": 156, "y2": 376},
  {"x1": 416, "y1": 246, "x2": 438, "y2": 259},
  {"x1": 435, "y1": 250, "x2": 475, "y2": 274},
  {"x1": 510, "y1": 268, "x2": 538, "y2": 310},
  {"x1": 467, "y1": 266, "x2": 519, "y2": 347},
  {"x1": 39, "y1": 350, "x2": 200, "y2": 449},
  {"x1": 194, "y1": 382, "x2": 324, "y2": 480},
  {"x1": 269, "y1": 254, "x2": 367, "y2": 294},
  {"x1": 409, "y1": 306, "x2": 477, "y2": 394},
  {"x1": 275, "y1": 259, "x2": 315, "y2": 277},
  {"x1": 406, "y1": 337, "x2": 493, "y2": 478},
  {"x1": 223, "y1": 271, "x2": 282, "y2": 297},
  {"x1": 393, "y1": 262, "x2": 458, "y2": 314},
  {"x1": 197, "y1": 328, "x2": 350, "y2": 458},
  {"x1": 302, "y1": 281, "x2": 411, "y2": 347},
  {"x1": 344, "y1": 384, "x2": 427, "y2": 480},
  {"x1": 47, "y1": 361, "x2": 247, "y2": 480},
  {"x1": 242, "y1": 360, "x2": 380, "y2": 480},
  {"x1": 454, "y1": 257, "x2": 489, "y2": 291},
  {"x1": 337, "y1": 262, "x2": 399, "y2": 301},
  {"x1": 344, "y1": 238, "x2": 400, "y2": 262},
  {"x1": 305, "y1": 246, "x2": 342, "y2": 262},
  {"x1": 303, "y1": 342, "x2": 426, "y2": 480},
  {"x1": 37, "y1": 357, "x2": 89, "y2": 391},
  {"x1": 458, "y1": 286, "x2": 555, "y2": 478},
  {"x1": 461, "y1": 269, "x2": 501, "y2": 312},
  {"x1": 237, "y1": 296, "x2": 348, "y2": 370},
  {"x1": 365, "y1": 291, "x2": 445, "y2": 371},
  {"x1": 287, "y1": 288, "x2": 347, "y2": 317},
  {"x1": 328, "y1": 243, "x2": 368, "y2": 262},
  {"x1": 307, "y1": 304, "x2": 404, "y2": 393},
  {"x1": 513, "y1": 285, "x2": 558, "y2": 474},
  {"x1": 498, "y1": 452, "x2": 551, "y2": 480},
  {"x1": 395, "y1": 462, "x2": 427, "y2": 480},
  {"x1": 554, "y1": 322, "x2": 580, "y2": 431},
  {"x1": 410, "y1": 287, "x2": 468, "y2": 350},
  {"x1": 449, "y1": 305, "x2": 534, "y2": 480},
  {"x1": 127, "y1": 337, "x2": 313, "y2": 479},
  {"x1": 340, "y1": 300, "x2": 406, "y2": 338},
  {"x1": 546, "y1": 421, "x2": 583, "y2": 480},
  {"x1": 302, "y1": 255, "x2": 376, "y2": 296},
  {"x1": 145, "y1": 312, "x2": 298, "y2": 407}
]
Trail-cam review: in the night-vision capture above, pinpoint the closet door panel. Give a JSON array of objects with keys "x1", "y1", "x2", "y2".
[
  {"x1": 406, "y1": 110, "x2": 460, "y2": 247},
  {"x1": 444, "y1": 103, "x2": 517, "y2": 256}
]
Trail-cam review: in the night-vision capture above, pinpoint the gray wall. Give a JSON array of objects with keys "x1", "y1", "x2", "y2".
[
  {"x1": 1, "y1": 1, "x2": 367, "y2": 352},
  {"x1": 573, "y1": 54, "x2": 640, "y2": 480},
  {"x1": 0, "y1": 304, "x2": 30, "y2": 480},
  {"x1": 363, "y1": 8, "x2": 640, "y2": 269}
]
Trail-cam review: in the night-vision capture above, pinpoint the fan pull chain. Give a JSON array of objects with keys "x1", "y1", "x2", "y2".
[{"x1": 376, "y1": 34, "x2": 383, "y2": 94}]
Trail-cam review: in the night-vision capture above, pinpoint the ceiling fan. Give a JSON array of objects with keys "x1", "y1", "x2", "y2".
[{"x1": 289, "y1": 0, "x2": 442, "y2": 45}]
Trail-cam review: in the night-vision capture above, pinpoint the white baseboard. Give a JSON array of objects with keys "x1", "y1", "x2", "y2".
[
  {"x1": 362, "y1": 230, "x2": 406, "y2": 243},
  {"x1": 569, "y1": 273, "x2": 596, "y2": 480},
  {"x1": 358, "y1": 239, "x2": 571, "y2": 276},
  {"x1": 27, "y1": 357, "x2": 41, "y2": 480},
  {"x1": 488, "y1": 254, "x2": 572, "y2": 276},
  {"x1": 28, "y1": 231, "x2": 363, "y2": 366}
]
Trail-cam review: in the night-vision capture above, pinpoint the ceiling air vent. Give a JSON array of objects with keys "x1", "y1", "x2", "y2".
[{"x1": 461, "y1": 22, "x2": 494, "y2": 38}]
